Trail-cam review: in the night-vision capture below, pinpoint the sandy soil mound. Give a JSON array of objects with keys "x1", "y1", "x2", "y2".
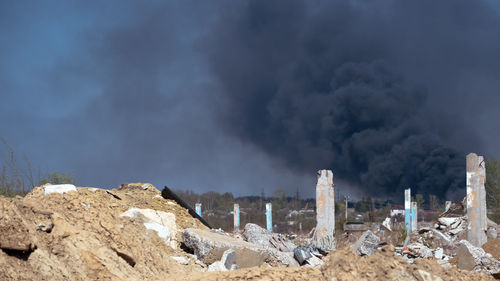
[
  {"x1": 0, "y1": 183, "x2": 496, "y2": 280},
  {"x1": 0, "y1": 183, "x2": 207, "y2": 280},
  {"x1": 483, "y1": 238, "x2": 500, "y2": 260},
  {"x1": 184, "y1": 245, "x2": 495, "y2": 281}
]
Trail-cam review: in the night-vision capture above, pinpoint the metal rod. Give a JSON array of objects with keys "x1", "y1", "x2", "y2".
[{"x1": 161, "y1": 186, "x2": 212, "y2": 229}]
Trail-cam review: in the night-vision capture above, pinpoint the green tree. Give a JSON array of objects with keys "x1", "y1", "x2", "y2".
[
  {"x1": 429, "y1": 194, "x2": 439, "y2": 210},
  {"x1": 38, "y1": 172, "x2": 76, "y2": 185},
  {"x1": 355, "y1": 195, "x2": 372, "y2": 213},
  {"x1": 413, "y1": 194, "x2": 425, "y2": 209},
  {"x1": 486, "y1": 158, "x2": 500, "y2": 222}
]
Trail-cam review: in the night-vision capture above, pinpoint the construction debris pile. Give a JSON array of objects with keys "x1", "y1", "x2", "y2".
[{"x1": 0, "y1": 182, "x2": 499, "y2": 281}]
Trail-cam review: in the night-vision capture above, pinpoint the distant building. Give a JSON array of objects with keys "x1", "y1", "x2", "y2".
[{"x1": 390, "y1": 205, "x2": 405, "y2": 217}]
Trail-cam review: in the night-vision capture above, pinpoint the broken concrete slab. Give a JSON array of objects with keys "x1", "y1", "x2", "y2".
[
  {"x1": 242, "y1": 223, "x2": 299, "y2": 267},
  {"x1": 457, "y1": 240, "x2": 500, "y2": 276},
  {"x1": 293, "y1": 246, "x2": 312, "y2": 265},
  {"x1": 382, "y1": 217, "x2": 392, "y2": 231},
  {"x1": 207, "y1": 261, "x2": 227, "y2": 272},
  {"x1": 438, "y1": 217, "x2": 461, "y2": 227},
  {"x1": 267, "y1": 249, "x2": 299, "y2": 267},
  {"x1": 403, "y1": 243, "x2": 433, "y2": 258},
  {"x1": 182, "y1": 228, "x2": 268, "y2": 268},
  {"x1": 304, "y1": 255, "x2": 323, "y2": 267},
  {"x1": 350, "y1": 230, "x2": 380, "y2": 256},
  {"x1": 221, "y1": 249, "x2": 236, "y2": 270},
  {"x1": 44, "y1": 184, "x2": 77, "y2": 195},
  {"x1": 243, "y1": 223, "x2": 295, "y2": 252},
  {"x1": 120, "y1": 208, "x2": 177, "y2": 248}
]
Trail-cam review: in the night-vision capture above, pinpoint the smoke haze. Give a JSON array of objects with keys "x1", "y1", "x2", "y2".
[{"x1": 1, "y1": 1, "x2": 500, "y2": 200}]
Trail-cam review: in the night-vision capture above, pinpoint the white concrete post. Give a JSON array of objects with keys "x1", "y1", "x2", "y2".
[
  {"x1": 411, "y1": 201, "x2": 418, "y2": 232},
  {"x1": 314, "y1": 169, "x2": 335, "y2": 252},
  {"x1": 404, "y1": 188, "x2": 411, "y2": 234},
  {"x1": 195, "y1": 203, "x2": 202, "y2": 217},
  {"x1": 234, "y1": 203, "x2": 240, "y2": 231},
  {"x1": 466, "y1": 153, "x2": 487, "y2": 247},
  {"x1": 445, "y1": 201, "x2": 452, "y2": 212},
  {"x1": 266, "y1": 203, "x2": 272, "y2": 232}
]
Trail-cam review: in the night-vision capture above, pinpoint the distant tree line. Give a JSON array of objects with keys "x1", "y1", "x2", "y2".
[{"x1": 0, "y1": 137, "x2": 75, "y2": 197}]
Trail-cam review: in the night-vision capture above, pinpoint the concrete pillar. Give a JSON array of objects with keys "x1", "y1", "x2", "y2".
[
  {"x1": 195, "y1": 203, "x2": 202, "y2": 217},
  {"x1": 466, "y1": 153, "x2": 487, "y2": 247},
  {"x1": 233, "y1": 203, "x2": 240, "y2": 231},
  {"x1": 445, "y1": 201, "x2": 452, "y2": 212},
  {"x1": 266, "y1": 203, "x2": 272, "y2": 232},
  {"x1": 411, "y1": 201, "x2": 418, "y2": 232},
  {"x1": 404, "y1": 188, "x2": 411, "y2": 234},
  {"x1": 314, "y1": 169, "x2": 335, "y2": 252}
]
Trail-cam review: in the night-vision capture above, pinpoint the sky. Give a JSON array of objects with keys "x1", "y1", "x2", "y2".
[{"x1": 1, "y1": 1, "x2": 500, "y2": 200}]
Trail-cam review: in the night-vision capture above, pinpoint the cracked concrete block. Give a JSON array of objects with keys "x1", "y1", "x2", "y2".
[
  {"x1": 182, "y1": 228, "x2": 268, "y2": 268},
  {"x1": 457, "y1": 240, "x2": 500, "y2": 276},
  {"x1": 243, "y1": 223, "x2": 295, "y2": 252},
  {"x1": 221, "y1": 249, "x2": 236, "y2": 270},
  {"x1": 350, "y1": 230, "x2": 380, "y2": 256}
]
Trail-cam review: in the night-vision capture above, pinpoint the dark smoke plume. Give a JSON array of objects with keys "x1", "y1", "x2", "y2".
[{"x1": 200, "y1": 0, "x2": 500, "y2": 199}]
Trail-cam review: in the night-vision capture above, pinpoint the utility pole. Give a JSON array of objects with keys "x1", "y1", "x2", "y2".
[
  {"x1": 295, "y1": 188, "x2": 300, "y2": 210},
  {"x1": 260, "y1": 189, "x2": 265, "y2": 210},
  {"x1": 345, "y1": 195, "x2": 349, "y2": 221}
]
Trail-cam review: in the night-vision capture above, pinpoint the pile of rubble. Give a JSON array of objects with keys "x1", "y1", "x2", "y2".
[
  {"x1": 0, "y1": 183, "x2": 208, "y2": 280},
  {"x1": 1, "y1": 183, "x2": 499, "y2": 280}
]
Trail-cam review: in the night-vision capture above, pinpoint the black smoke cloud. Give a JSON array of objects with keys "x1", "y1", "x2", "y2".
[
  {"x1": 203, "y1": 0, "x2": 500, "y2": 199},
  {"x1": 2, "y1": 1, "x2": 500, "y2": 200}
]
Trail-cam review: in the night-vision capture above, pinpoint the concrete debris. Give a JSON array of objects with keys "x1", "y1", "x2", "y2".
[
  {"x1": 242, "y1": 223, "x2": 299, "y2": 267},
  {"x1": 207, "y1": 249, "x2": 237, "y2": 272},
  {"x1": 304, "y1": 255, "x2": 323, "y2": 267},
  {"x1": 350, "y1": 230, "x2": 380, "y2": 256},
  {"x1": 120, "y1": 208, "x2": 178, "y2": 248},
  {"x1": 243, "y1": 223, "x2": 296, "y2": 252},
  {"x1": 382, "y1": 217, "x2": 392, "y2": 231},
  {"x1": 457, "y1": 240, "x2": 500, "y2": 276},
  {"x1": 182, "y1": 228, "x2": 268, "y2": 268},
  {"x1": 171, "y1": 256, "x2": 189, "y2": 265},
  {"x1": 293, "y1": 244, "x2": 324, "y2": 266},
  {"x1": 436, "y1": 216, "x2": 466, "y2": 237},
  {"x1": 221, "y1": 249, "x2": 236, "y2": 270},
  {"x1": 207, "y1": 261, "x2": 228, "y2": 272},
  {"x1": 487, "y1": 227, "x2": 498, "y2": 240},
  {"x1": 436, "y1": 259, "x2": 452, "y2": 269},
  {"x1": 43, "y1": 184, "x2": 77, "y2": 195},
  {"x1": 402, "y1": 243, "x2": 433, "y2": 258},
  {"x1": 144, "y1": 222, "x2": 171, "y2": 245},
  {"x1": 293, "y1": 246, "x2": 312, "y2": 265},
  {"x1": 434, "y1": 248, "x2": 444, "y2": 259}
]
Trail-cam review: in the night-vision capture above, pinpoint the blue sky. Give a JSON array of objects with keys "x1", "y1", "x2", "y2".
[{"x1": 1, "y1": 1, "x2": 500, "y2": 200}]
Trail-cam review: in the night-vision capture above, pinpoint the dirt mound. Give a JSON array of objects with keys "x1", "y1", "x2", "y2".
[
  {"x1": 483, "y1": 238, "x2": 500, "y2": 260},
  {"x1": 321, "y1": 245, "x2": 494, "y2": 281},
  {"x1": 0, "y1": 183, "x2": 208, "y2": 280},
  {"x1": 0, "y1": 184, "x2": 496, "y2": 280},
  {"x1": 183, "y1": 245, "x2": 495, "y2": 281}
]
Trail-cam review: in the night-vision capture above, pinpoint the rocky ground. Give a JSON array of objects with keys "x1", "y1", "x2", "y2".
[{"x1": 0, "y1": 183, "x2": 498, "y2": 280}]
